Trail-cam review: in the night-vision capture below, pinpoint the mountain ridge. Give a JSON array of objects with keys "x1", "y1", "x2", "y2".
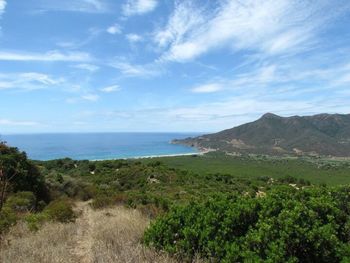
[{"x1": 173, "y1": 113, "x2": 350, "y2": 157}]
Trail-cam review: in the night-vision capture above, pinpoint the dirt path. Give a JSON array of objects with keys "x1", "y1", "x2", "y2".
[{"x1": 71, "y1": 201, "x2": 94, "y2": 263}]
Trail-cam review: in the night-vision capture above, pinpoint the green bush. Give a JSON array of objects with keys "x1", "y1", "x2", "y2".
[
  {"x1": 5, "y1": 191, "x2": 36, "y2": 212},
  {"x1": 44, "y1": 198, "x2": 76, "y2": 223},
  {"x1": 24, "y1": 212, "x2": 48, "y2": 231},
  {"x1": 91, "y1": 194, "x2": 116, "y2": 209},
  {"x1": 0, "y1": 206, "x2": 17, "y2": 234},
  {"x1": 91, "y1": 193, "x2": 128, "y2": 209},
  {"x1": 77, "y1": 184, "x2": 97, "y2": 201},
  {"x1": 145, "y1": 186, "x2": 350, "y2": 262},
  {"x1": 0, "y1": 142, "x2": 49, "y2": 203},
  {"x1": 0, "y1": 191, "x2": 37, "y2": 234}
]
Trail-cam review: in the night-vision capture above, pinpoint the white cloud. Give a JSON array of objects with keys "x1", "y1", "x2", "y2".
[
  {"x1": 0, "y1": 72, "x2": 63, "y2": 90},
  {"x1": 154, "y1": 1, "x2": 205, "y2": 49},
  {"x1": 56, "y1": 27, "x2": 102, "y2": 49},
  {"x1": 191, "y1": 83, "x2": 223, "y2": 93},
  {"x1": 123, "y1": 0, "x2": 158, "y2": 16},
  {"x1": 85, "y1": 92, "x2": 350, "y2": 132},
  {"x1": 0, "y1": 50, "x2": 91, "y2": 62},
  {"x1": 20, "y1": 72, "x2": 61, "y2": 85},
  {"x1": 72, "y1": 63, "x2": 100, "y2": 72},
  {"x1": 0, "y1": 0, "x2": 6, "y2": 16},
  {"x1": 100, "y1": 85, "x2": 120, "y2": 93},
  {"x1": 155, "y1": 0, "x2": 350, "y2": 62},
  {"x1": 107, "y1": 24, "x2": 121, "y2": 35},
  {"x1": 0, "y1": 81, "x2": 12, "y2": 89},
  {"x1": 126, "y1": 33, "x2": 143, "y2": 43},
  {"x1": 81, "y1": 94, "x2": 99, "y2": 101},
  {"x1": 36, "y1": 0, "x2": 108, "y2": 13},
  {"x1": 0, "y1": 119, "x2": 39, "y2": 126},
  {"x1": 229, "y1": 64, "x2": 278, "y2": 88},
  {"x1": 110, "y1": 60, "x2": 160, "y2": 77},
  {"x1": 0, "y1": 0, "x2": 6, "y2": 33}
]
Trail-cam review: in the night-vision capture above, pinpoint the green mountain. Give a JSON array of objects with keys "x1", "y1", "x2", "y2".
[{"x1": 173, "y1": 113, "x2": 350, "y2": 157}]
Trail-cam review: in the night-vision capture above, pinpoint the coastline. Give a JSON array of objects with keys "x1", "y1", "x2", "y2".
[
  {"x1": 91, "y1": 148, "x2": 213, "y2": 161},
  {"x1": 128, "y1": 148, "x2": 214, "y2": 159}
]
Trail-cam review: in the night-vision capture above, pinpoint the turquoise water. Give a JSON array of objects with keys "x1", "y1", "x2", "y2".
[{"x1": 1, "y1": 133, "x2": 199, "y2": 161}]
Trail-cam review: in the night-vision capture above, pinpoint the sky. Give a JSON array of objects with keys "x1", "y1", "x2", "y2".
[{"x1": 0, "y1": 0, "x2": 350, "y2": 133}]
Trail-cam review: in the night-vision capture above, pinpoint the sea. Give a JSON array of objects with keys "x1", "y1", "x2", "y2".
[{"x1": 0, "y1": 133, "x2": 200, "y2": 161}]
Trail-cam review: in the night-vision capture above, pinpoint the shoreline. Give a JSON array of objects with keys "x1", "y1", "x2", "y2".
[
  {"x1": 90, "y1": 153, "x2": 197, "y2": 162},
  {"x1": 91, "y1": 148, "x2": 213, "y2": 161},
  {"x1": 124, "y1": 148, "x2": 214, "y2": 160},
  {"x1": 32, "y1": 151, "x2": 202, "y2": 162}
]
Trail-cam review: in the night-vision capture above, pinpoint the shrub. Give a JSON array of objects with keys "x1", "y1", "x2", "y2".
[
  {"x1": 76, "y1": 184, "x2": 97, "y2": 201},
  {"x1": 91, "y1": 195, "x2": 116, "y2": 209},
  {"x1": 44, "y1": 198, "x2": 76, "y2": 223},
  {"x1": 145, "y1": 186, "x2": 350, "y2": 262},
  {"x1": 139, "y1": 204, "x2": 164, "y2": 218},
  {"x1": 25, "y1": 212, "x2": 48, "y2": 231},
  {"x1": 0, "y1": 142, "x2": 49, "y2": 204},
  {"x1": 0, "y1": 206, "x2": 17, "y2": 234},
  {"x1": 91, "y1": 193, "x2": 128, "y2": 209},
  {"x1": 5, "y1": 191, "x2": 36, "y2": 212}
]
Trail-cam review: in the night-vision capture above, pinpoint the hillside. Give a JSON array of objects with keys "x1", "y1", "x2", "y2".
[{"x1": 172, "y1": 113, "x2": 350, "y2": 157}]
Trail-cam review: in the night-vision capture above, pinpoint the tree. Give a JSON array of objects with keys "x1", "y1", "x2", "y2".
[
  {"x1": 0, "y1": 142, "x2": 49, "y2": 211},
  {"x1": 0, "y1": 163, "x2": 18, "y2": 211}
]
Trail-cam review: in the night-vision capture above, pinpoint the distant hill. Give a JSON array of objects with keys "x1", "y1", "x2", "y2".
[{"x1": 173, "y1": 113, "x2": 350, "y2": 157}]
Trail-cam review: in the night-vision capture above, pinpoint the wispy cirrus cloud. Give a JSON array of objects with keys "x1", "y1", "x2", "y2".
[
  {"x1": 191, "y1": 83, "x2": 223, "y2": 93},
  {"x1": 0, "y1": 50, "x2": 91, "y2": 62},
  {"x1": 106, "y1": 24, "x2": 122, "y2": 35},
  {"x1": 155, "y1": 0, "x2": 350, "y2": 62},
  {"x1": 0, "y1": 0, "x2": 5, "y2": 16},
  {"x1": 67, "y1": 93, "x2": 100, "y2": 104},
  {"x1": 0, "y1": 72, "x2": 63, "y2": 90},
  {"x1": 110, "y1": 60, "x2": 161, "y2": 77},
  {"x1": 78, "y1": 92, "x2": 350, "y2": 132},
  {"x1": 81, "y1": 94, "x2": 99, "y2": 101},
  {"x1": 100, "y1": 85, "x2": 120, "y2": 93},
  {"x1": 56, "y1": 27, "x2": 102, "y2": 49},
  {"x1": 35, "y1": 0, "x2": 109, "y2": 13},
  {"x1": 123, "y1": 0, "x2": 158, "y2": 16},
  {"x1": 72, "y1": 63, "x2": 100, "y2": 72},
  {"x1": 0, "y1": 0, "x2": 6, "y2": 33},
  {"x1": 0, "y1": 118, "x2": 39, "y2": 126},
  {"x1": 126, "y1": 33, "x2": 143, "y2": 43}
]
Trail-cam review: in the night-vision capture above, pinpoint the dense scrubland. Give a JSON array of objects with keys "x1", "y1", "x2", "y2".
[{"x1": 1, "y1": 142, "x2": 350, "y2": 262}]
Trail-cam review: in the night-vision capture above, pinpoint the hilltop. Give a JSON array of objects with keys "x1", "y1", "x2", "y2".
[{"x1": 172, "y1": 113, "x2": 350, "y2": 157}]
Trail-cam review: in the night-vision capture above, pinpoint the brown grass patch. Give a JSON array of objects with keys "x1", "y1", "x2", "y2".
[
  {"x1": 90, "y1": 206, "x2": 175, "y2": 263},
  {"x1": 1, "y1": 202, "x2": 203, "y2": 263},
  {"x1": 0, "y1": 222, "x2": 77, "y2": 263}
]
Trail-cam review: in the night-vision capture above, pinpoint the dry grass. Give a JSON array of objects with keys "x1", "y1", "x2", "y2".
[
  {"x1": 0, "y1": 221, "x2": 77, "y2": 263},
  {"x1": 0, "y1": 202, "x2": 203, "y2": 263},
  {"x1": 90, "y1": 206, "x2": 176, "y2": 263}
]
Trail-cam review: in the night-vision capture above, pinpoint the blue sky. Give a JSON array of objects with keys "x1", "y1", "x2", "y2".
[{"x1": 0, "y1": 0, "x2": 350, "y2": 133}]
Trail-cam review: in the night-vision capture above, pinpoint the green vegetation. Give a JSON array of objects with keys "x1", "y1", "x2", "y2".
[
  {"x1": 0, "y1": 143, "x2": 50, "y2": 233},
  {"x1": 36, "y1": 156, "x2": 317, "y2": 212},
  {"x1": 0, "y1": 142, "x2": 49, "y2": 210},
  {"x1": 0, "y1": 206, "x2": 17, "y2": 234},
  {"x1": 145, "y1": 185, "x2": 350, "y2": 262},
  {"x1": 2, "y1": 140, "x2": 350, "y2": 262},
  {"x1": 24, "y1": 198, "x2": 76, "y2": 231},
  {"x1": 43, "y1": 198, "x2": 76, "y2": 223},
  {"x1": 0, "y1": 143, "x2": 74, "y2": 233},
  {"x1": 145, "y1": 152, "x2": 350, "y2": 185}
]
